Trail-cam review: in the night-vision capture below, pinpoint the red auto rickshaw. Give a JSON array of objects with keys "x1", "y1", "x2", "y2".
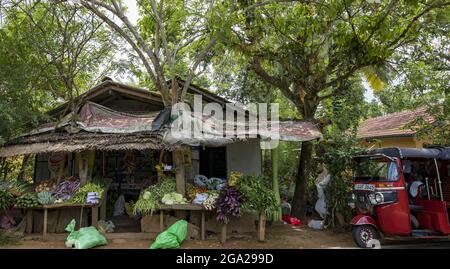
[{"x1": 350, "y1": 147, "x2": 450, "y2": 248}]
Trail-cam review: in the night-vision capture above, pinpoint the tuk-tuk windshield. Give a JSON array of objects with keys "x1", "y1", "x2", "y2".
[{"x1": 354, "y1": 157, "x2": 399, "y2": 182}]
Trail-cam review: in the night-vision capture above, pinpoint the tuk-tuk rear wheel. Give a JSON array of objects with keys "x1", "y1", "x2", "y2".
[{"x1": 352, "y1": 225, "x2": 379, "y2": 248}]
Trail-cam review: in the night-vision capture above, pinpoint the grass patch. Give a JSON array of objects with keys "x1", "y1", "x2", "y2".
[{"x1": 0, "y1": 230, "x2": 21, "y2": 247}]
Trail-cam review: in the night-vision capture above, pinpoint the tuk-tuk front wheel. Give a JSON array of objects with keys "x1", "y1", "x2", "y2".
[{"x1": 352, "y1": 225, "x2": 379, "y2": 248}]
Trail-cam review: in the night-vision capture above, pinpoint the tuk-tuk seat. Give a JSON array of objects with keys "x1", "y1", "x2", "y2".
[{"x1": 409, "y1": 204, "x2": 424, "y2": 212}]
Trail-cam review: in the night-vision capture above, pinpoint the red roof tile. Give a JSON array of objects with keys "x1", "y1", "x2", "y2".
[{"x1": 357, "y1": 107, "x2": 434, "y2": 139}]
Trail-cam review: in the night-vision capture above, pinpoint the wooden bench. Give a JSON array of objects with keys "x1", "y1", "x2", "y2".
[{"x1": 17, "y1": 203, "x2": 99, "y2": 241}]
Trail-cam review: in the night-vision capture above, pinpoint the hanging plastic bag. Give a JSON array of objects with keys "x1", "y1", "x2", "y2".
[
  {"x1": 113, "y1": 195, "x2": 125, "y2": 216},
  {"x1": 65, "y1": 219, "x2": 107, "y2": 249},
  {"x1": 150, "y1": 220, "x2": 188, "y2": 249},
  {"x1": 315, "y1": 174, "x2": 331, "y2": 219}
]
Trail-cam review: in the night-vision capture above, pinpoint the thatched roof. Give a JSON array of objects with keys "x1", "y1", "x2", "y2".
[
  {"x1": 0, "y1": 79, "x2": 323, "y2": 157},
  {"x1": 0, "y1": 130, "x2": 173, "y2": 157}
]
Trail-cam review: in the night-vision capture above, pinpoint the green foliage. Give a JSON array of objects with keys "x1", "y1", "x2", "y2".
[
  {"x1": 317, "y1": 136, "x2": 362, "y2": 229},
  {"x1": 0, "y1": 230, "x2": 20, "y2": 246},
  {"x1": 235, "y1": 175, "x2": 278, "y2": 216},
  {"x1": 0, "y1": 188, "x2": 15, "y2": 212}
]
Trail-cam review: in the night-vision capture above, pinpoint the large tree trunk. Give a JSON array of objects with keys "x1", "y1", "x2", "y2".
[{"x1": 290, "y1": 140, "x2": 313, "y2": 219}]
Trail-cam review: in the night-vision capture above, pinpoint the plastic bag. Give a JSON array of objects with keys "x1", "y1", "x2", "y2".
[
  {"x1": 65, "y1": 219, "x2": 107, "y2": 249},
  {"x1": 98, "y1": 220, "x2": 115, "y2": 233},
  {"x1": 315, "y1": 174, "x2": 331, "y2": 219},
  {"x1": 193, "y1": 193, "x2": 208, "y2": 205},
  {"x1": 113, "y1": 195, "x2": 125, "y2": 216},
  {"x1": 308, "y1": 219, "x2": 324, "y2": 230},
  {"x1": 150, "y1": 220, "x2": 188, "y2": 249},
  {"x1": 167, "y1": 220, "x2": 188, "y2": 243},
  {"x1": 282, "y1": 215, "x2": 301, "y2": 226},
  {"x1": 150, "y1": 231, "x2": 180, "y2": 249}
]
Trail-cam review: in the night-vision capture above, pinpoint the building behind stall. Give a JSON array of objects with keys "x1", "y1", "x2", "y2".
[{"x1": 357, "y1": 107, "x2": 434, "y2": 149}]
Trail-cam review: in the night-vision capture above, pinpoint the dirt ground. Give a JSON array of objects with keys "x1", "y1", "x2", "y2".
[{"x1": 0, "y1": 221, "x2": 355, "y2": 249}]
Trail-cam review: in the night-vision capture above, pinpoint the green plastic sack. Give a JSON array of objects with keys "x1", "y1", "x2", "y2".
[
  {"x1": 150, "y1": 231, "x2": 180, "y2": 249},
  {"x1": 167, "y1": 220, "x2": 188, "y2": 243},
  {"x1": 65, "y1": 219, "x2": 107, "y2": 249},
  {"x1": 150, "y1": 220, "x2": 188, "y2": 249}
]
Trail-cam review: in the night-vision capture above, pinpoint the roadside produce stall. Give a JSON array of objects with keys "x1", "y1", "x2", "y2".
[{"x1": 0, "y1": 79, "x2": 323, "y2": 244}]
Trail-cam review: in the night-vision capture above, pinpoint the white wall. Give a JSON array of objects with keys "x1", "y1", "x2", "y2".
[{"x1": 226, "y1": 138, "x2": 261, "y2": 177}]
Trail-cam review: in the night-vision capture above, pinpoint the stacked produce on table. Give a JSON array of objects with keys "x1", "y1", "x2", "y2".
[
  {"x1": 0, "y1": 180, "x2": 32, "y2": 211},
  {"x1": 37, "y1": 191, "x2": 56, "y2": 205},
  {"x1": 186, "y1": 184, "x2": 208, "y2": 200},
  {"x1": 69, "y1": 182, "x2": 103, "y2": 204},
  {"x1": 215, "y1": 186, "x2": 246, "y2": 224},
  {"x1": 161, "y1": 192, "x2": 188, "y2": 205},
  {"x1": 15, "y1": 193, "x2": 39, "y2": 208},
  {"x1": 52, "y1": 179, "x2": 80, "y2": 202},
  {"x1": 133, "y1": 178, "x2": 176, "y2": 216},
  {"x1": 202, "y1": 191, "x2": 219, "y2": 210},
  {"x1": 35, "y1": 179, "x2": 57, "y2": 193}
]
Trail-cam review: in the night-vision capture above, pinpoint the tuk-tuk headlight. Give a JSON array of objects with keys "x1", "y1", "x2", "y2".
[
  {"x1": 375, "y1": 192, "x2": 384, "y2": 204},
  {"x1": 368, "y1": 192, "x2": 384, "y2": 205}
]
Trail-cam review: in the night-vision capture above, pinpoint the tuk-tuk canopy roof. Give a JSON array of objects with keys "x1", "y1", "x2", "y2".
[{"x1": 360, "y1": 147, "x2": 450, "y2": 160}]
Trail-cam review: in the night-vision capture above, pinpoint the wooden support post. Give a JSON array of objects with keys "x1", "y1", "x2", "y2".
[
  {"x1": 258, "y1": 211, "x2": 266, "y2": 242},
  {"x1": 26, "y1": 209, "x2": 33, "y2": 234},
  {"x1": 79, "y1": 207, "x2": 83, "y2": 228},
  {"x1": 91, "y1": 206, "x2": 98, "y2": 228},
  {"x1": 173, "y1": 150, "x2": 186, "y2": 196},
  {"x1": 220, "y1": 223, "x2": 227, "y2": 244},
  {"x1": 271, "y1": 147, "x2": 282, "y2": 221},
  {"x1": 43, "y1": 208, "x2": 48, "y2": 242},
  {"x1": 100, "y1": 190, "x2": 107, "y2": 221},
  {"x1": 159, "y1": 210, "x2": 164, "y2": 232},
  {"x1": 201, "y1": 211, "x2": 205, "y2": 240}
]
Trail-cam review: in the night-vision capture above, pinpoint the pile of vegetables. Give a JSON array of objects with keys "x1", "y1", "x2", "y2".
[
  {"x1": 215, "y1": 186, "x2": 246, "y2": 224},
  {"x1": 52, "y1": 180, "x2": 80, "y2": 201},
  {"x1": 35, "y1": 180, "x2": 56, "y2": 193},
  {"x1": 37, "y1": 191, "x2": 56, "y2": 205},
  {"x1": 202, "y1": 191, "x2": 219, "y2": 210},
  {"x1": 228, "y1": 171, "x2": 243, "y2": 187},
  {"x1": 161, "y1": 192, "x2": 188, "y2": 205},
  {"x1": 186, "y1": 184, "x2": 208, "y2": 200},
  {"x1": 69, "y1": 182, "x2": 103, "y2": 204},
  {"x1": 0, "y1": 180, "x2": 30, "y2": 197},
  {"x1": 133, "y1": 178, "x2": 176, "y2": 216},
  {"x1": 15, "y1": 193, "x2": 39, "y2": 208},
  {"x1": 235, "y1": 175, "x2": 278, "y2": 216}
]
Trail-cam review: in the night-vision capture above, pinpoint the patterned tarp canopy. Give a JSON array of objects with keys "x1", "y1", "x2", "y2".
[{"x1": 0, "y1": 102, "x2": 322, "y2": 157}]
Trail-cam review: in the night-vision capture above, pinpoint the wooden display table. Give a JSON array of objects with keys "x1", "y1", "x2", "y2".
[
  {"x1": 16, "y1": 203, "x2": 99, "y2": 241},
  {"x1": 155, "y1": 205, "x2": 267, "y2": 243},
  {"x1": 157, "y1": 204, "x2": 208, "y2": 240}
]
